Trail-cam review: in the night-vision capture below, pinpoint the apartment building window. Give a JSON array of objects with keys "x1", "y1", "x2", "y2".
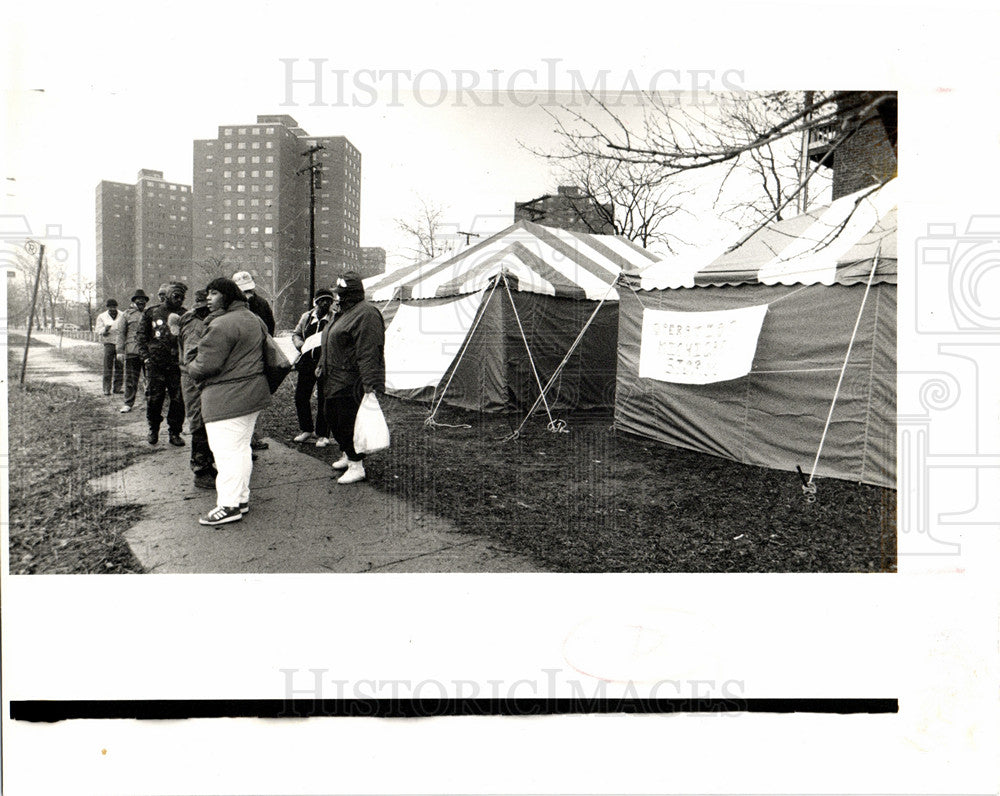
[
  {"x1": 224, "y1": 157, "x2": 232, "y2": 164},
  {"x1": 251, "y1": 170, "x2": 259, "y2": 178},
  {"x1": 237, "y1": 142, "x2": 246, "y2": 150},
  {"x1": 251, "y1": 142, "x2": 260, "y2": 149},
  {"x1": 223, "y1": 171, "x2": 231, "y2": 178},
  {"x1": 238, "y1": 157, "x2": 246, "y2": 164},
  {"x1": 224, "y1": 143, "x2": 232, "y2": 150},
  {"x1": 236, "y1": 213, "x2": 245, "y2": 220},
  {"x1": 224, "y1": 128, "x2": 233, "y2": 136},
  {"x1": 265, "y1": 170, "x2": 273, "y2": 177},
  {"x1": 264, "y1": 226, "x2": 272, "y2": 234},
  {"x1": 266, "y1": 156, "x2": 274, "y2": 163},
  {"x1": 252, "y1": 127, "x2": 260, "y2": 135},
  {"x1": 237, "y1": 185, "x2": 245, "y2": 193},
  {"x1": 239, "y1": 128, "x2": 247, "y2": 135},
  {"x1": 264, "y1": 184, "x2": 273, "y2": 192}
]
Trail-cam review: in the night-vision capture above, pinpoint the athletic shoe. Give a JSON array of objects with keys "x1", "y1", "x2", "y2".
[
  {"x1": 198, "y1": 506, "x2": 243, "y2": 526},
  {"x1": 330, "y1": 453, "x2": 349, "y2": 470},
  {"x1": 293, "y1": 431, "x2": 317, "y2": 443},
  {"x1": 239, "y1": 502, "x2": 250, "y2": 514},
  {"x1": 250, "y1": 438, "x2": 269, "y2": 451},
  {"x1": 315, "y1": 436, "x2": 330, "y2": 448},
  {"x1": 168, "y1": 433, "x2": 185, "y2": 447},
  {"x1": 103, "y1": 391, "x2": 111, "y2": 396},
  {"x1": 337, "y1": 460, "x2": 366, "y2": 484},
  {"x1": 147, "y1": 429, "x2": 159, "y2": 445},
  {"x1": 119, "y1": 405, "x2": 132, "y2": 413}
]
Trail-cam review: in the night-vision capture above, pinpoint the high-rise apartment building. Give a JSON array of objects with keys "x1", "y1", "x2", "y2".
[
  {"x1": 359, "y1": 246, "x2": 386, "y2": 279},
  {"x1": 95, "y1": 169, "x2": 193, "y2": 301},
  {"x1": 192, "y1": 114, "x2": 361, "y2": 328}
]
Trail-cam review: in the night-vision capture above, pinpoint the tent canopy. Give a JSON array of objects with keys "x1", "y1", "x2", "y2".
[
  {"x1": 369, "y1": 221, "x2": 659, "y2": 413},
  {"x1": 366, "y1": 219, "x2": 658, "y2": 301},
  {"x1": 631, "y1": 179, "x2": 897, "y2": 290}
]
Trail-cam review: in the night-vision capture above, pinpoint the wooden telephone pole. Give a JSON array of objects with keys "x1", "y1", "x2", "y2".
[{"x1": 298, "y1": 144, "x2": 324, "y2": 298}]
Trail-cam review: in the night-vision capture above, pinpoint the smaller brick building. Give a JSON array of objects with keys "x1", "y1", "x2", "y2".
[{"x1": 514, "y1": 185, "x2": 614, "y2": 234}]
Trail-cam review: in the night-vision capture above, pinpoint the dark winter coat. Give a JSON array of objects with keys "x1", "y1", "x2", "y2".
[
  {"x1": 247, "y1": 292, "x2": 275, "y2": 335},
  {"x1": 318, "y1": 300, "x2": 385, "y2": 396},
  {"x1": 138, "y1": 302, "x2": 187, "y2": 366}
]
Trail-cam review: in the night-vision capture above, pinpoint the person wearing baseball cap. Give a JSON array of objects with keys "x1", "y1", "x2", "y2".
[
  {"x1": 96, "y1": 298, "x2": 123, "y2": 395},
  {"x1": 232, "y1": 270, "x2": 274, "y2": 451},
  {"x1": 138, "y1": 281, "x2": 188, "y2": 446},
  {"x1": 116, "y1": 289, "x2": 150, "y2": 412},
  {"x1": 317, "y1": 271, "x2": 385, "y2": 484},
  {"x1": 290, "y1": 287, "x2": 338, "y2": 446}
]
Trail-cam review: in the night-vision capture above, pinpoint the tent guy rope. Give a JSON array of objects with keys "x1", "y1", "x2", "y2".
[{"x1": 802, "y1": 244, "x2": 882, "y2": 501}]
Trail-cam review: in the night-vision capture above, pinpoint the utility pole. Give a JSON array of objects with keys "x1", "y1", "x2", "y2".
[
  {"x1": 298, "y1": 144, "x2": 324, "y2": 298},
  {"x1": 20, "y1": 240, "x2": 45, "y2": 384}
]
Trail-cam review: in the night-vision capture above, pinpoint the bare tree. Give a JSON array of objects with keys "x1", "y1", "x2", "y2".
[
  {"x1": 192, "y1": 253, "x2": 231, "y2": 284},
  {"x1": 395, "y1": 197, "x2": 449, "y2": 263},
  {"x1": 552, "y1": 157, "x2": 694, "y2": 251},
  {"x1": 541, "y1": 91, "x2": 895, "y2": 237}
]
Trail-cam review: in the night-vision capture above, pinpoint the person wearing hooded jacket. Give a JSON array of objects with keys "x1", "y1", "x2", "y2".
[
  {"x1": 187, "y1": 277, "x2": 271, "y2": 526},
  {"x1": 317, "y1": 271, "x2": 385, "y2": 484},
  {"x1": 138, "y1": 281, "x2": 188, "y2": 446}
]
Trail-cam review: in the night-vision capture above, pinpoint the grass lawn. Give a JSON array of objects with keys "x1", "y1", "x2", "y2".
[
  {"x1": 7, "y1": 339, "x2": 150, "y2": 574},
  {"x1": 51, "y1": 337, "x2": 896, "y2": 573}
]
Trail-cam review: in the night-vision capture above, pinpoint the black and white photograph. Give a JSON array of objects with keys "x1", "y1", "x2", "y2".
[{"x1": 1, "y1": 2, "x2": 998, "y2": 794}]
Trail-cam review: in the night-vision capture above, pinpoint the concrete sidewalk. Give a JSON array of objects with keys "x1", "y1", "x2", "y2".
[{"x1": 16, "y1": 334, "x2": 545, "y2": 573}]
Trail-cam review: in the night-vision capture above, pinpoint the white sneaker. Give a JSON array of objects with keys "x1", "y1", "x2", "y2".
[
  {"x1": 119, "y1": 405, "x2": 132, "y2": 413},
  {"x1": 337, "y1": 460, "x2": 366, "y2": 484},
  {"x1": 293, "y1": 431, "x2": 317, "y2": 443},
  {"x1": 315, "y1": 436, "x2": 331, "y2": 448},
  {"x1": 330, "y1": 453, "x2": 349, "y2": 470}
]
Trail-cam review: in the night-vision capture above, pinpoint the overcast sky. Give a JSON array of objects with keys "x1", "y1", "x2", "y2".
[{"x1": 3, "y1": 1, "x2": 999, "y2": 284}]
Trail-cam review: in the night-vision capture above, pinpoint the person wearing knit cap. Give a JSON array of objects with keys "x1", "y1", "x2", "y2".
[
  {"x1": 156, "y1": 283, "x2": 170, "y2": 306},
  {"x1": 178, "y1": 288, "x2": 217, "y2": 488},
  {"x1": 138, "y1": 281, "x2": 188, "y2": 446},
  {"x1": 95, "y1": 298, "x2": 123, "y2": 395},
  {"x1": 290, "y1": 287, "x2": 337, "y2": 446},
  {"x1": 317, "y1": 271, "x2": 385, "y2": 484}
]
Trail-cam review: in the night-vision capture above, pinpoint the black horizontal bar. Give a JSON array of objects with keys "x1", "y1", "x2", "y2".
[{"x1": 10, "y1": 698, "x2": 897, "y2": 722}]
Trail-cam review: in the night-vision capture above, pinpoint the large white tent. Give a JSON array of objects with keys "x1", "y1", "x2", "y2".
[
  {"x1": 364, "y1": 220, "x2": 659, "y2": 412},
  {"x1": 615, "y1": 180, "x2": 897, "y2": 487}
]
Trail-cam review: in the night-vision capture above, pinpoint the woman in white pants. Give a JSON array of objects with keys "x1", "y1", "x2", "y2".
[{"x1": 187, "y1": 277, "x2": 272, "y2": 526}]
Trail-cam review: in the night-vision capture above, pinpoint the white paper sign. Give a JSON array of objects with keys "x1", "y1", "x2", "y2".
[
  {"x1": 638, "y1": 304, "x2": 768, "y2": 384},
  {"x1": 299, "y1": 331, "x2": 323, "y2": 355}
]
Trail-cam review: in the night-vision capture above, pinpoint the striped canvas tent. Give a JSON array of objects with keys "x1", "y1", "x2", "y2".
[
  {"x1": 366, "y1": 220, "x2": 659, "y2": 412},
  {"x1": 616, "y1": 180, "x2": 897, "y2": 487}
]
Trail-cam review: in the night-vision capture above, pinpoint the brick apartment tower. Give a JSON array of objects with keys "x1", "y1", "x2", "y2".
[
  {"x1": 514, "y1": 185, "x2": 615, "y2": 234},
  {"x1": 95, "y1": 170, "x2": 193, "y2": 303},
  {"x1": 359, "y1": 246, "x2": 386, "y2": 279},
  {"x1": 192, "y1": 114, "x2": 361, "y2": 329}
]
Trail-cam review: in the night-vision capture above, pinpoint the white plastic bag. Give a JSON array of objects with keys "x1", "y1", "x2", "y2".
[{"x1": 353, "y1": 392, "x2": 390, "y2": 454}]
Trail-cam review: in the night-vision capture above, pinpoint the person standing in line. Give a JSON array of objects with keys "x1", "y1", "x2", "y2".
[
  {"x1": 318, "y1": 272, "x2": 385, "y2": 485},
  {"x1": 95, "y1": 298, "x2": 123, "y2": 396},
  {"x1": 178, "y1": 289, "x2": 217, "y2": 489},
  {"x1": 232, "y1": 270, "x2": 274, "y2": 452},
  {"x1": 138, "y1": 282, "x2": 187, "y2": 446},
  {"x1": 187, "y1": 277, "x2": 271, "y2": 526},
  {"x1": 291, "y1": 287, "x2": 337, "y2": 447},
  {"x1": 116, "y1": 289, "x2": 149, "y2": 413}
]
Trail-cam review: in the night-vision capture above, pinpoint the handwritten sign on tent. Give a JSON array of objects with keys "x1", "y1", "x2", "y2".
[{"x1": 638, "y1": 305, "x2": 768, "y2": 384}]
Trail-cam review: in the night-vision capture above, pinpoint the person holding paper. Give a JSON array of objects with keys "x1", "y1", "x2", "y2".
[
  {"x1": 291, "y1": 288, "x2": 337, "y2": 447},
  {"x1": 317, "y1": 272, "x2": 385, "y2": 485}
]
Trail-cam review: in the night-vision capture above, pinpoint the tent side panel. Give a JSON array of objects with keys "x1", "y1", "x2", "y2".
[
  {"x1": 503, "y1": 293, "x2": 619, "y2": 410},
  {"x1": 615, "y1": 283, "x2": 896, "y2": 487},
  {"x1": 436, "y1": 291, "x2": 509, "y2": 412},
  {"x1": 863, "y1": 284, "x2": 896, "y2": 487}
]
